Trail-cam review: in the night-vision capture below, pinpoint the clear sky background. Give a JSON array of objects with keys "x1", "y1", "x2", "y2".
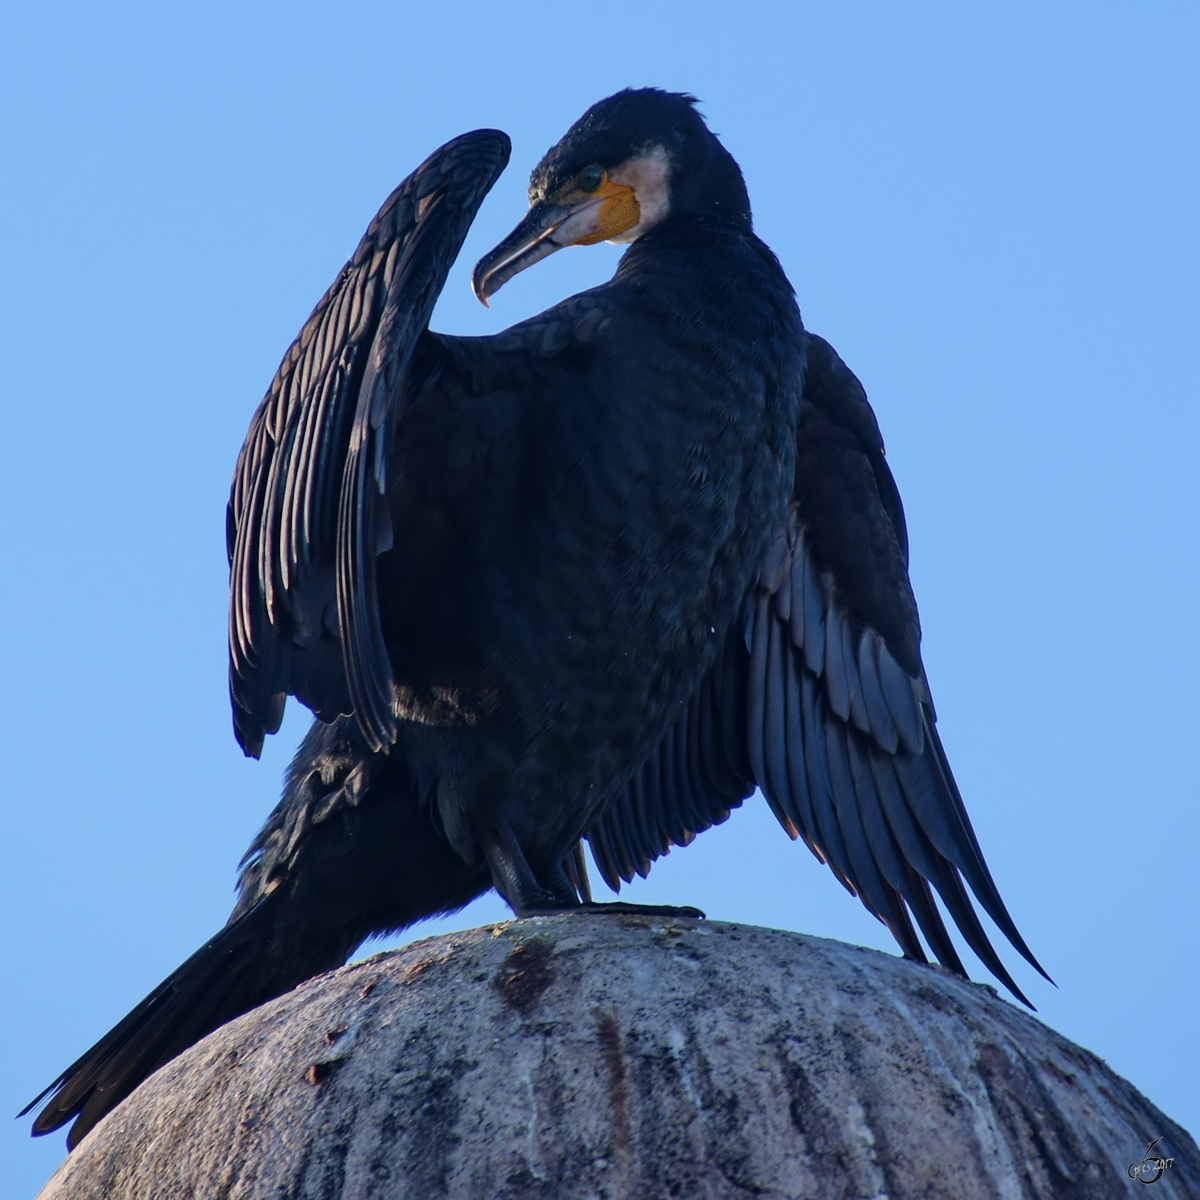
[{"x1": 2, "y1": 2, "x2": 1197, "y2": 1194}]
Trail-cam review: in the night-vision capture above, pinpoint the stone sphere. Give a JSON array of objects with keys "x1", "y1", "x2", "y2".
[{"x1": 37, "y1": 916, "x2": 1199, "y2": 1199}]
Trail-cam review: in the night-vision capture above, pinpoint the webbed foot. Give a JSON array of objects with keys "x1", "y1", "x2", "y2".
[{"x1": 527, "y1": 901, "x2": 705, "y2": 920}]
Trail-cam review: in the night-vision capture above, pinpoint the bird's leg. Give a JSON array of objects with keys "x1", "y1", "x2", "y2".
[
  {"x1": 529, "y1": 860, "x2": 707, "y2": 920},
  {"x1": 571, "y1": 900, "x2": 707, "y2": 918},
  {"x1": 557, "y1": 843, "x2": 705, "y2": 918},
  {"x1": 480, "y1": 818, "x2": 575, "y2": 916},
  {"x1": 481, "y1": 823, "x2": 703, "y2": 919}
]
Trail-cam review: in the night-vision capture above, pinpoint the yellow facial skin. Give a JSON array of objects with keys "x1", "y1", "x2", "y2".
[
  {"x1": 548, "y1": 173, "x2": 641, "y2": 246},
  {"x1": 473, "y1": 162, "x2": 653, "y2": 302}
]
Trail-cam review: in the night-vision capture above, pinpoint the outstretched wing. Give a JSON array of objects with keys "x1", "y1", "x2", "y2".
[
  {"x1": 587, "y1": 333, "x2": 1050, "y2": 1005},
  {"x1": 227, "y1": 131, "x2": 511, "y2": 756}
]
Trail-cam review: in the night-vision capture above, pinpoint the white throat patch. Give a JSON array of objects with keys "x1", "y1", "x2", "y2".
[{"x1": 607, "y1": 145, "x2": 671, "y2": 243}]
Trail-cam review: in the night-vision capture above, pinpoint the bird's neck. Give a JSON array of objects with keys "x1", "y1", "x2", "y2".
[
  {"x1": 614, "y1": 216, "x2": 769, "y2": 296},
  {"x1": 620, "y1": 214, "x2": 751, "y2": 263}
]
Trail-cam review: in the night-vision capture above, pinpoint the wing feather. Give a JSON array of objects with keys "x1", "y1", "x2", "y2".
[
  {"x1": 226, "y1": 131, "x2": 511, "y2": 755},
  {"x1": 762, "y1": 607, "x2": 800, "y2": 840},
  {"x1": 745, "y1": 590, "x2": 772, "y2": 797},
  {"x1": 783, "y1": 637, "x2": 824, "y2": 862},
  {"x1": 858, "y1": 629, "x2": 899, "y2": 753},
  {"x1": 673, "y1": 707, "x2": 700, "y2": 845},
  {"x1": 800, "y1": 667, "x2": 858, "y2": 895},
  {"x1": 822, "y1": 594, "x2": 850, "y2": 720},
  {"x1": 800, "y1": 550, "x2": 825, "y2": 673},
  {"x1": 584, "y1": 331, "x2": 1048, "y2": 1006},
  {"x1": 588, "y1": 818, "x2": 623, "y2": 892}
]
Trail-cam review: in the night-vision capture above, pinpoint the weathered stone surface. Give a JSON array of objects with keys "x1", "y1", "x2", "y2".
[{"x1": 38, "y1": 917, "x2": 1199, "y2": 1199}]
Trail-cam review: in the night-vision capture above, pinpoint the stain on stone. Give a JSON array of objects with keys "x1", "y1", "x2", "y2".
[
  {"x1": 307, "y1": 1059, "x2": 342, "y2": 1086},
  {"x1": 913, "y1": 982, "x2": 966, "y2": 1018},
  {"x1": 615, "y1": 914, "x2": 655, "y2": 931},
  {"x1": 403, "y1": 959, "x2": 436, "y2": 986},
  {"x1": 773, "y1": 1036, "x2": 858, "y2": 1182},
  {"x1": 492, "y1": 939, "x2": 555, "y2": 1013},
  {"x1": 307, "y1": 1021, "x2": 363, "y2": 1086},
  {"x1": 296, "y1": 1100, "x2": 357, "y2": 1200},
  {"x1": 359, "y1": 975, "x2": 382, "y2": 1000},
  {"x1": 593, "y1": 1007, "x2": 631, "y2": 1154},
  {"x1": 976, "y1": 1040, "x2": 1122, "y2": 1197},
  {"x1": 384, "y1": 1056, "x2": 468, "y2": 1197}
]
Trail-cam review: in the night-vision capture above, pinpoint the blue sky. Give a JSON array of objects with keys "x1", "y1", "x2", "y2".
[{"x1": 2, "y1": 2, "x2": 1197, "y2": 1193}]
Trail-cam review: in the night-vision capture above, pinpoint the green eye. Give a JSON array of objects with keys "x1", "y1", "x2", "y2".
[{"x1": 577, "y1": 165, "x2": 604, "y2": 192}]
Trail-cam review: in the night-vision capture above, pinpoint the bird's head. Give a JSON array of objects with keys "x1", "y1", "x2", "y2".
[{"x1": 472, "y1": 88, "x2": 750, "y2": 303}]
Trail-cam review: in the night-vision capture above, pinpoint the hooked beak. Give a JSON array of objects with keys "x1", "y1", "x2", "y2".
[
  {"x1": 472, "y1": 181, "x2": 639, "y2": 304},
  {"x1": 472, "y1": 200, "x2": 574, "y2": 305}
]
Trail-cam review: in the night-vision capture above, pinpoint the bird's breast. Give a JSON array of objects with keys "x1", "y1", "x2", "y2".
[{"x1": 381, "y1": 239, "x2": 803, "y2": 840}]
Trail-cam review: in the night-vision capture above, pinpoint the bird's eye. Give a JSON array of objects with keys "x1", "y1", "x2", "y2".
[{"x1": 577, "y1": 165, "x2": 604, "y2": 192}]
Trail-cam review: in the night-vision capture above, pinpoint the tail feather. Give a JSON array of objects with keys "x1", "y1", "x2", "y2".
[
  {"x1": 23, "y1": 715, "x2": 496, "y2": 1148},
  {"x1": 23, "y1": 892, "x2": 286, "y2": 1148}
]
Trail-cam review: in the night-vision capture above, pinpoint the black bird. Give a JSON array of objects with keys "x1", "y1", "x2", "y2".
[{"x1": 25, "y1": 89, "x2": 1048, "y2": 1148}]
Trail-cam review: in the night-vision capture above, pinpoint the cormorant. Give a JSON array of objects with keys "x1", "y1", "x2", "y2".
[{"x1": 24, "y1": 89, "x2": 1048, "y2": 1149}]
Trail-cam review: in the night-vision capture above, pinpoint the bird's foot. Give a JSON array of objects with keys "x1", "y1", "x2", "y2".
[{"x1": 525, "y1": 901, "x2": 705, "y2": 920}]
